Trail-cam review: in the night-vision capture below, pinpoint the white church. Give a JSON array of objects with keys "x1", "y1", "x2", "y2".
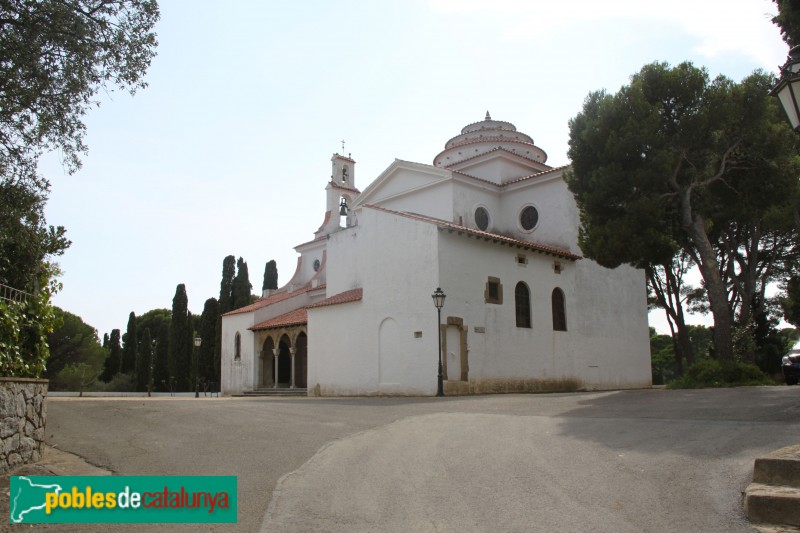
[{"x1": 220, "y1": 113, "x2": 652, "y2": 396}]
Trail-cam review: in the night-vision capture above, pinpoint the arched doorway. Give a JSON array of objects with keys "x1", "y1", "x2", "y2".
[
  {"x1": 295, "y1": 332, "x2": 307, "y2": 388},
  {"x1": 278, "y1": 335, "x2": 291, "y2": 386},
  {"x1": 262, "y1": 337, "x2": 275, "y2": 387}
]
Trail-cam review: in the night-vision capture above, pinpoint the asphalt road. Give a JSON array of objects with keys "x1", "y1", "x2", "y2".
[{"x1": 41, "y1": 387, "x2": 800, "y2": 532}]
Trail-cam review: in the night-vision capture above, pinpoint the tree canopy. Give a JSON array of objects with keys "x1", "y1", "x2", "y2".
[
  {"x1": 263, "y1": 260, "x2": 278, "y2": 291},
  {"x1": 232, "y1": 257, "x2": 252, "y2": 309},
  {"x1": 169, "y1": 283, "x2": 190, "y2": 390},
  {"x1": 773, "y1": 0, "x2": 800, "y2": 47},
  {"x1": 0, "y1": 0, "x2": 160, "y2": 185},
  {"x1": 567, "y1": 62, "x2": 800, "y2": 362},
  {"x1": 0, "y1": 181, "x2": 69, "y2": 292},
  {"x1": 45, "y1": 306, "x2": 105, "y2": 389}
]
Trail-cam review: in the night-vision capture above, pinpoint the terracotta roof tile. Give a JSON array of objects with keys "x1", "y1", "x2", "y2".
[
  {"x1": 329, "y1": 181, "x2": 361, "y2": 194},
  {"x1": 250, "y1": 308, "x2": 307, "y2": 331},
  {"x1": 503, "y1": 165, "x2": 570, "y2": 185},
  {"x1": 450, "y1": 164, "x2": 569, "y2": 189},
  {"x1": 306, "y1": 288, "x2": 363, "y2": 309},
  {"x1": 364, "y1": 205, "x2": 581, "y2": 261},
  {"x1": 441, "y1": 147, "x2": 552, "y2": 170},
  {"x1": 223, "y1": 285, "x2": 318, "y2": 317}
]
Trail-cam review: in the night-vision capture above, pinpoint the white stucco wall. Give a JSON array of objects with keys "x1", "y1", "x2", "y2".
[
  {"x1": 220, "y1": 312, "x2": 257, "y2": 395},
  {"x1": 308, "y1": 208, "x2": 441, "y2": 395},
  {"x1": 436, "y1": 231, "x2": 651, "y2": 390},
  {"x1": 501, "y1": 172, "x2": 579, "y2": 252}
]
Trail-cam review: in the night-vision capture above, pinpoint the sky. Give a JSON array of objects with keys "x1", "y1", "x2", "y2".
[{"x1": 41, "y1": 0, "x2": 791, "y2": 338}]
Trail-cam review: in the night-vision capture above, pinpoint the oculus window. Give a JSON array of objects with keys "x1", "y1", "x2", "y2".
[
  {"x1": 520, "y1": 205, "x2": 539, "y2": 231},
  {"x1": 475, "y1": 206, "x2": 490, "y2": 231}
]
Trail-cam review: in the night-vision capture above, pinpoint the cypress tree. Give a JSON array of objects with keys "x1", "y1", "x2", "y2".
[
  {"x1": 169, "y1": 284, "x2": 190, "y2": 391},
  {"x1": 138, "y1": 328, "x2": 152, "y2": 392},
  {"x1": 199, "y1": 298, "x2": 219, "y2": 386},
  {"x1": 100, "y1": 329, "x2": 122, "y2": 382},
  {"x1": 218, "y1": 255, "x2": 236, "y2": 314},
  {"x1": 187, "y1": 312, "x2": 197, "y2": 392},
  {"x1": 232, "y1": 257, "x2": 252, "y2": 309},
  {"x1": 154, "y1": 324, "x2": 169, "y2": 392},
  {"x1": 102, "y1": 333, "x2": 109, "y2": 350},
  {"x1": 215, "y1": 255, "x2": 236, "y2": 381},
  {"x1": 262, "y1": 259, "x2": 278, "y2": 291},
  {"x1": 136, "y1": 308, "x2": 170, "y2": 391},
  {"x1": 121, "y1": 311, "x2": 137, "y2": 374}
]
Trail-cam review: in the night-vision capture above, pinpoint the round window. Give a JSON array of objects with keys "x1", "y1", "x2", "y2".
[
  {"x1": 313, "y1": 259, "x2": 321, "y2": 272},
  {"x1": 520, "y1": 205, "x2": 539, "y2": 231},
  {"x1": 475, "y1": 207, "x2": 489, "y2": 231}
]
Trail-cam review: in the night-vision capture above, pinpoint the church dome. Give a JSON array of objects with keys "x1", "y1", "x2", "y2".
[{"x1": 433, "y1": 112, "x2": 548, "y2": 168}]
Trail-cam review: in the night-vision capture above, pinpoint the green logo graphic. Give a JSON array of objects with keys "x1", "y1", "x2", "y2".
[{"x1": 9, "y1": 476, "x2": 237, "y2": 524}]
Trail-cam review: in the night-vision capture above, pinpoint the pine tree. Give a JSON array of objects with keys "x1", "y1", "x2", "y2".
[
  {"x1": 100, "y1": 329, "x2": 122, "y2": 382},
  {"x1": 232, "y1": 257, "x2": 252, "y2": 309},
  {"x1": 169, "y1": 284, "x2": 191, "y2": 391},
  {"x1": 121, "y1": 311, "x2": 137, "y2": 374},
  {"x1": 138, "y1": 328, "x2": 152, "y2": 392},
  {"x1": 262, "y1": 259, "x2": 278, "y2": 291}
]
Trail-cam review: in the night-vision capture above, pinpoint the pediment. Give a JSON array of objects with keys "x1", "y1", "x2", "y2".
[
  {"x1": 353, "y1": 159, "x2": 450, "y2": 208},
  {"x1": 449, "y1": 148, "x2": 550, "y2": 184}
]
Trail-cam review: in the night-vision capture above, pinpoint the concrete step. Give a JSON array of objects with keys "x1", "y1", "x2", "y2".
[
  {"x1": 754, "y1": 445, "x2": 800, "y2": 488},
  {"x1": 744, "y1": 483, "x2": 800, "y2": 527},
  {"x1": 236, "y1": 388, "x2": 308, "y2": 397}
]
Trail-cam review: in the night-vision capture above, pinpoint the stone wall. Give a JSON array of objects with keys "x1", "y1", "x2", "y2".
[{"x1": 0, "y1": 378, "x2": 47, "y2": 471}]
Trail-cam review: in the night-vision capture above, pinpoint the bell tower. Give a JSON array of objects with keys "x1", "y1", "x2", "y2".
[
  {"x1": 331, "y1": 153, "x2": 355, "y2": 189},
  {"x1": 317, "y1": 152, "x2": 360, "y2": 238}
]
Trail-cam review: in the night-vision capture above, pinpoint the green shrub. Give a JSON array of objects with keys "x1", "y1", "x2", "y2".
[
  {"x1": 0, "y1": 295, "x2": 57, "y2": 378},
  {"x1": 667, "y1": 359, "x2": 773, "y2": 389},
  {"x1": 92, "y1": 372, "x2": 136, "y2": 392},
  {"x1": 0, "y1": 265, "x2": 61, "y2": 378}
]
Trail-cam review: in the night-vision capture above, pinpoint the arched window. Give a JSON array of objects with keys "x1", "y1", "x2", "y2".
[
  {"x1": 234, "y1": 332, "x2": 241, "y2": 360},
  {"x1": 515, "y1": 282, "x2": 531, "y2": 328},
  {"x1": 552, "y1": 288, "x2": 567, "y2": 331}
]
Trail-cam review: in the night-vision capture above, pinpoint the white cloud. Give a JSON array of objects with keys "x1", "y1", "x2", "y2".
[{"x1": 428, "y1": 0, "x2": 787, "y2": 68}]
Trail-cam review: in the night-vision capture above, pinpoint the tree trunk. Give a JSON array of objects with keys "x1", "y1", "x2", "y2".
[
  {"x1": 686, "y1": 213, "x2": 734, "y2": 360},
  {"x1": 647, "y1": 262, "x2": 695, "y2": 373}
]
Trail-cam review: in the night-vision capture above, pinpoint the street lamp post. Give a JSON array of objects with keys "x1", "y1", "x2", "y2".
[
  {"x1": 193, "y1": 336, "x2": 201, "y2": 398},
  {"x1": 772, "y1": 45, "x2": 800, "y2": 131},
  {"x1": 431, "y1": 287, "x2": 446, "y2": 397}
]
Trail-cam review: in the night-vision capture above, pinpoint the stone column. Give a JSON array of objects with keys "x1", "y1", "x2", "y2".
[
  {"x1": 289, "y1": 347, "x2": 297, "y2": 389},
  {"x1": 273, "y1": 347, "x2": 280, "y2": 388}
]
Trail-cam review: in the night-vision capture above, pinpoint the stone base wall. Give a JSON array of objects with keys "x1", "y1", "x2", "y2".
[{"x1": 0, "y1": 378, "x2": 47, "y2": 471}]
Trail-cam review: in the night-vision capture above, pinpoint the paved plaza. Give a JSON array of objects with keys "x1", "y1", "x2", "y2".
[{"x1": 37, "y1": 387, "x2": 800, "y2": 532}]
